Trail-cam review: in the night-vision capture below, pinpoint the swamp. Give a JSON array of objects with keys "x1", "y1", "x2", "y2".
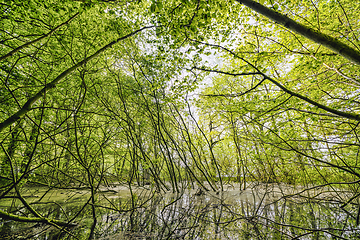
[
  {"x1": 1, "y1": 0, "x2": 360, "y2": 239},
  {"x1": 2, "y1": 183, "x2": 359, "y2": 239}
]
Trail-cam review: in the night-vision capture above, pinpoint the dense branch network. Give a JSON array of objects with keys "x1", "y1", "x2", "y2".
[{"x1": 0, "y1": 26, "x2": 154, "y2": 133}]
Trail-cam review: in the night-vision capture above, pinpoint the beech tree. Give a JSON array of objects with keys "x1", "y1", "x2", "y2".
[{"x1": 1, "y1": 0, "x2": 360, "y2": 239}]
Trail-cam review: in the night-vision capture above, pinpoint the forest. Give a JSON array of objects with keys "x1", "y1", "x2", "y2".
[{"x1": 1, "y1": 0, "x2": 360, "y2": 239}]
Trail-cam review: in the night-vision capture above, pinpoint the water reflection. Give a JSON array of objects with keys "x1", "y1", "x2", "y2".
[{"x1": 0, "y1": 183, "x2": 359, "y2": 239}]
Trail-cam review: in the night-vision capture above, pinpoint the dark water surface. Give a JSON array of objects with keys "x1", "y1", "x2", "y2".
[{"x1": 1, "y1": 182, "x2": 359, "y2": 239}]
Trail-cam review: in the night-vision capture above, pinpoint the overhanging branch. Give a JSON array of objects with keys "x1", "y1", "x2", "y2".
[
  {"x1": 194, "y1": 67, "x2": 360, "y2": 121},
  {"x1": 0, "y1": 26, "x2": 155, "y2": 133},
  {"x1": 0, "y1": 12, "x2": 80, "y2": 62},
  {"x1": 236, "y1": 0, "x2": 360, "y2": 65}
]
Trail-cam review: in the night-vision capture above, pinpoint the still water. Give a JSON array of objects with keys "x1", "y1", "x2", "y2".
[{"x1": 1, "y1": 182, "x2": 359, "y2": 239}]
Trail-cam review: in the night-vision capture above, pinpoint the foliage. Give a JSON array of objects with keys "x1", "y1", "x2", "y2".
[{"x1": 1, "y1": 0, "x2": 360, "y2": 238}]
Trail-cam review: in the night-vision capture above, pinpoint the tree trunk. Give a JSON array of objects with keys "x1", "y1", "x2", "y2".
[{"x1": 236, "y1": 0, "x2": 360, "y2": 65}]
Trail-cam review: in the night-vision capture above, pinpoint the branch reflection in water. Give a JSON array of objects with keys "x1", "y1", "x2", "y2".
[{"x1": 0, "y1": 182, "x2": 359, "y2": 239}]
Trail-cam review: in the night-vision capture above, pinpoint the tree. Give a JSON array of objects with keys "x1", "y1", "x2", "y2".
[{"x1": 1, "y1": 0, "x2": 360, "y2": 238}]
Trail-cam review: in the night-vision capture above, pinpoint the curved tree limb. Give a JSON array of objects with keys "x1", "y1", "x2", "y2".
[
  {"x1": 236, "y1": 0, "x2": 360, "y2": 65},
  {"x1": 189, "y1": 37, "x2": 360, "y2": 121},
  {"x1": 264, "y1": 75, "x2": 360, "y2": 121},
  {"x1": 0, "y1": 209, "x2": 76, "y2": 227},
  {"x1": 0, "y1": 12, "x2": 80, "y2": 62},
  {"x1": 0, "y1": 26, "x2": 154, "y2": 133},
  {"x1": 195, "y1": 67, "x2": 360, "y2": 121}
]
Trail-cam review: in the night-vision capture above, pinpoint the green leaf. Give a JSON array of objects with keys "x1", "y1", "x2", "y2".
[{"x1": 150, "y1": 3, "x2": 156, "y2": 12}]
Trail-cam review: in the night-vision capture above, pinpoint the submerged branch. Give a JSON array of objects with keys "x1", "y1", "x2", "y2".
[{"x1": 0, "y1": 209, "x2": 76, "y2": 227}]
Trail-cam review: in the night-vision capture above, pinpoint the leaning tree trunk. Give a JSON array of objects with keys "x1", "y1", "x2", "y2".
[{"x1": 236, "y1": 0, "x2": 360, "y2": 66}]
